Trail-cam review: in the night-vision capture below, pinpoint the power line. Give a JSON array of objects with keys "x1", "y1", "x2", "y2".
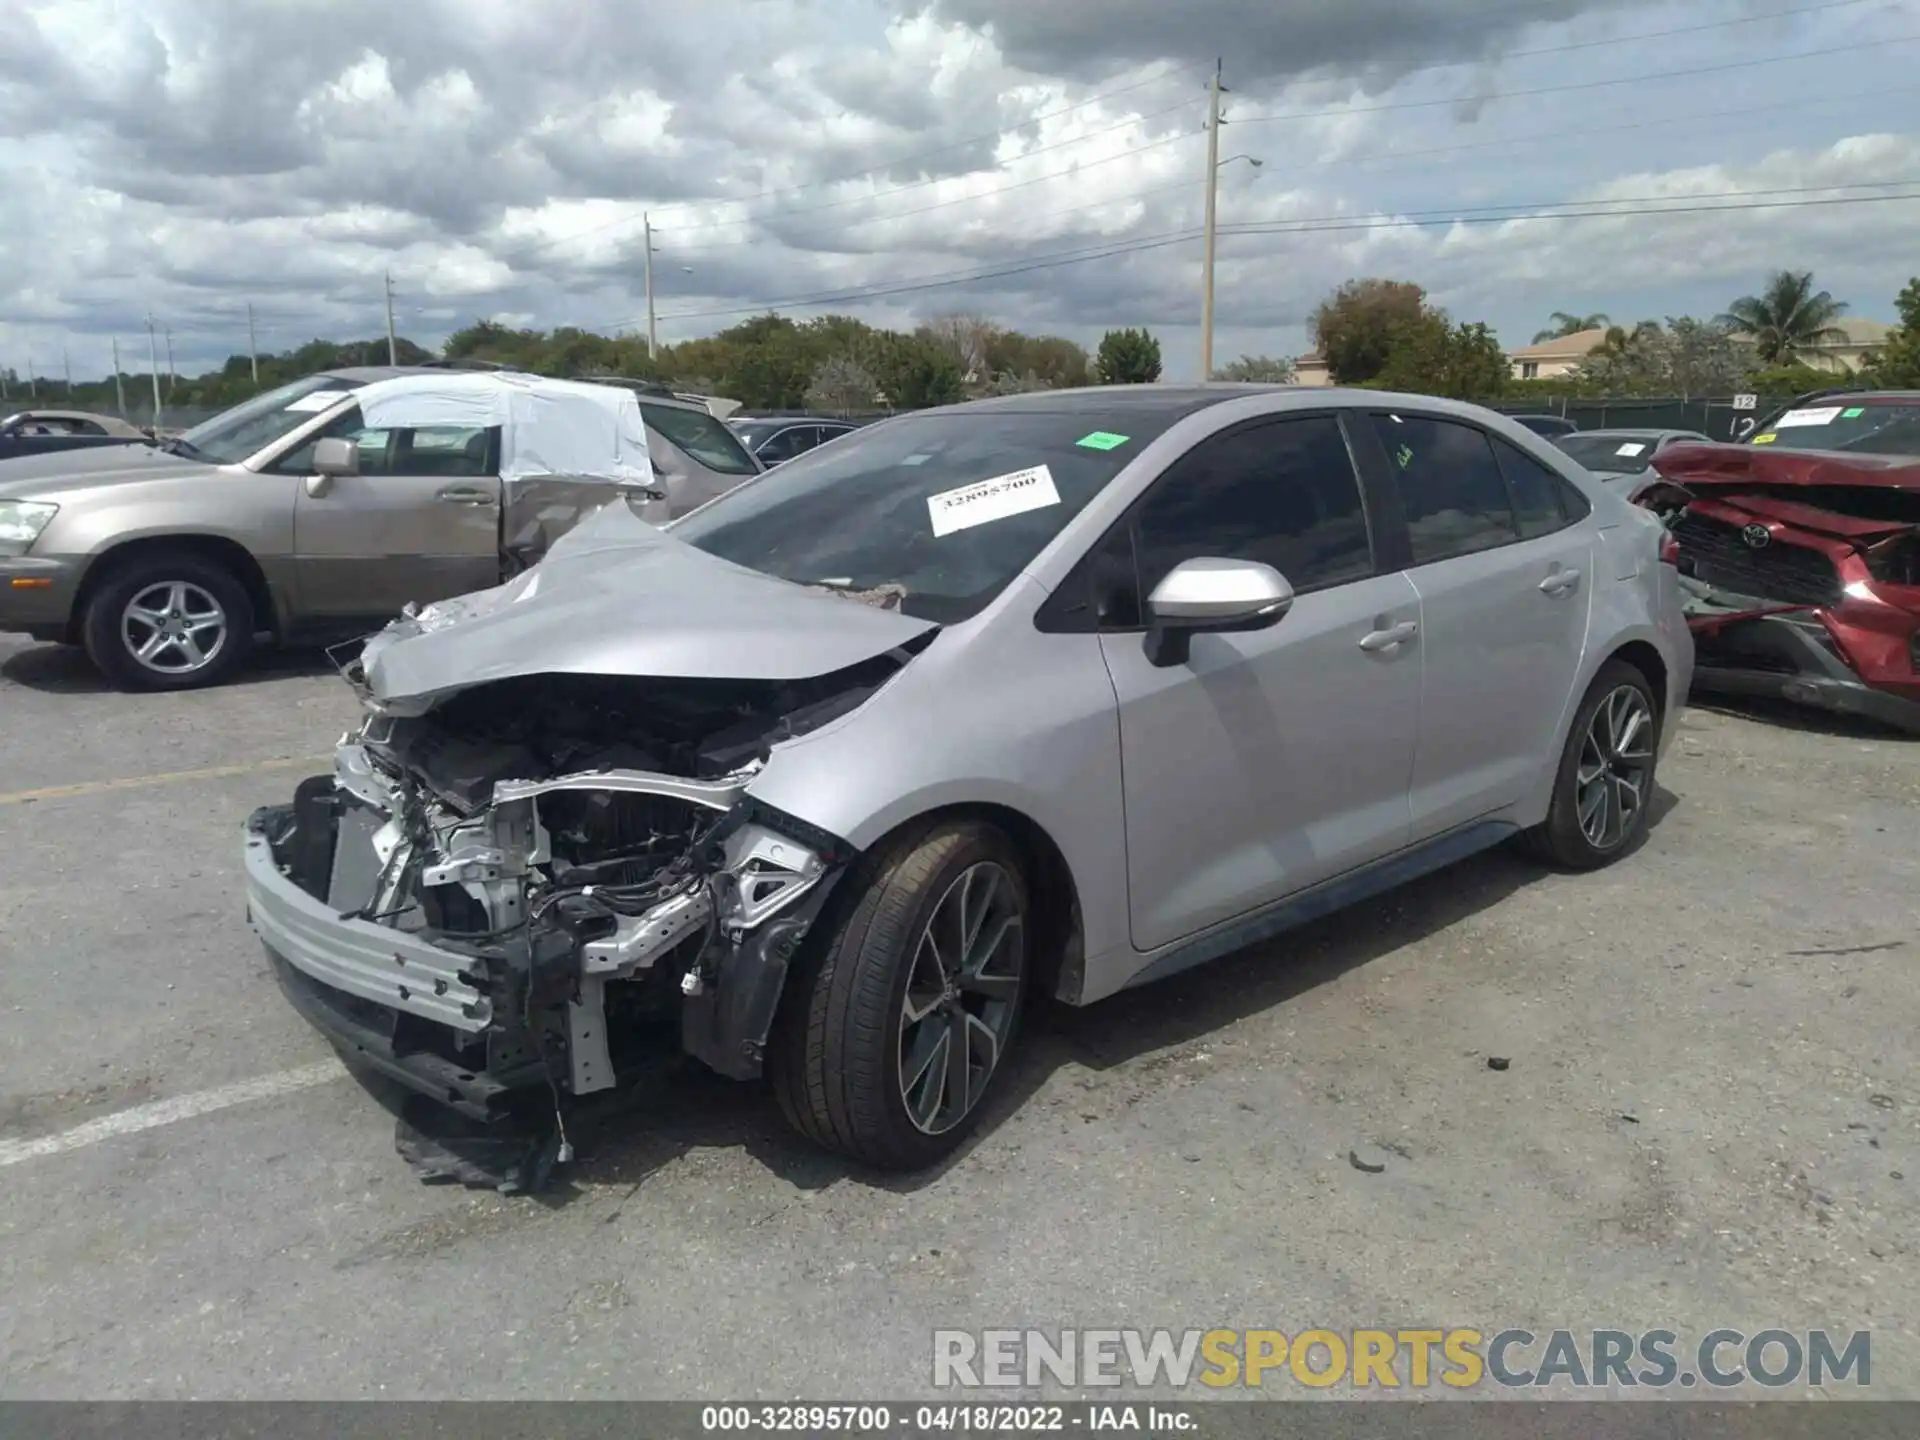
[
  {"x1": 646, "y1": 183, "x2": 1920, "y2": 324},
  {"x1": 1234, "y1": 32, "x2": 1920, "y2": 127},
  {"x1": 526, "y1": 0, "x2": 1886, "y2": 259},
  {"x1": 624, "y1": 26, "x2": 1916, "y2": 260},
  {"x1": 661, "y1": 81, "x2": 1915, "y2": 257}
]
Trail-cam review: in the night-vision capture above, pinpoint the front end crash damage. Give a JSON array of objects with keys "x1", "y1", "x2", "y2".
[
  {"x1": 1638, "y1": 443, "x2": 1920, "y2": 732},
  {"x1": 246, "y1": 658, "x2": 916, "y2": 1186}
]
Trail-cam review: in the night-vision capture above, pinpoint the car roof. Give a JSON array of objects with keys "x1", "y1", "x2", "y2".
[
  {"x1": 315, "y1": 365, "x2": 712, "y2": 414},
  {"x1": 1563, "y1": 428, "x2": 1694, "y2": 440}
]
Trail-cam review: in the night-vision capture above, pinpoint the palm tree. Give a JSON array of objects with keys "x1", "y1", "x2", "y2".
[
  {"x1": 1717, "y1": 271, "x2": 1850, "y2": 366},
  {"x1": 1532, "y1": 311, "x2": 1611, "y2": 343},
  {"x1": 1595, "y1": 321, "x2": 1661, "y2": 359}
]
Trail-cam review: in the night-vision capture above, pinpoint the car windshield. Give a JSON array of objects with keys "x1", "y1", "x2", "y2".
[
  {"x1": 672, "y1": 408, "x2": 1172, "y2": 624},
  {"x1": 1554, "y1": 433, "x2": 1661, "y2": 474},
  {"x1": 1752, "y1": 401, "x2": 1920, "y2": 457},
  {"x1": 175, "y1": 375, "x2": 364, "y2": 465},
  {"x1": 641, "y1": 402, "x2": 757, "y2": 475}
]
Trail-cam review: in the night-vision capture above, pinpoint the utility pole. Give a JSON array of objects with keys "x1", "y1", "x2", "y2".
[
  {"x1": 63, "y1": 347, "x2": 72, "y2": 395},
  {"x1": 145, "y1": 312, "x2": 164, "y2": 426},
  {"x1": 246, "y1": 302, "x2": 259, "y2": 384},
  {"x1": 384, "y1": 271, "x2": 398, "y2": 365},
  {"x1": 112, "y1": 337, "x2": 127, "y2": 418},
  {"x1": 1200, "y1": 57, "x2": 1224, "y2": 383},
  {"x1": 164, "y1": 326, "x2": 176, "y2": 396},
  {"x1": 25, "y1": 357, "x2": 35, "y2": 398},
  {"x1": 643, "y1": 213, "x2": 658, "y2": 359}
]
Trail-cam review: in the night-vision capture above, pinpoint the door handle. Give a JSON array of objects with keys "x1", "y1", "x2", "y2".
[
  {"x1": 436, "y1": 485, "x2": 495, "y2": 505},
  {"x1": 1539, "y1": 569, "x2": 1582, "y2": 596},
  {"x1": 1358, "y1": 620, "x2": 1419, "y2": 652}
]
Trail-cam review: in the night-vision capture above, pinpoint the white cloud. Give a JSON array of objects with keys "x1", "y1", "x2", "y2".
[{"x1": 0, "y1": 0, "x2": 1915, "y2": 384}]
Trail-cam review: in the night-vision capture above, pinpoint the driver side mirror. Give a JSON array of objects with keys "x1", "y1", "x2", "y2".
[
  {"x1": 1143, "y1": 557, "x2": 1295, "y2": 668},
  {"x1": 305, "y1": 437, "x2": 359, "y2": 497}
]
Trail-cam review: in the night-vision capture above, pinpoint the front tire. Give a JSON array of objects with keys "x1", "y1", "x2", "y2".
[
  {"x1": 81, "y1": 551, "x2": 255, "y2": 692},
  {"x1": 770, "y1": 820, "x2": 1031, "y2": 1170},
  {"x1": 1523, "y1": 658, "x2": 1661, "y2": 869}
]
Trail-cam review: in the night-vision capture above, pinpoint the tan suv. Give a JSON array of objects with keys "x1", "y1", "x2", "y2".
[{"x1": 0, "y1": 366, "x2": 761, "y2": 690}]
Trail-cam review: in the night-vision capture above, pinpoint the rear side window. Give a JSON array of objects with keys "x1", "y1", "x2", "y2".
[
  {"x1": 1492, "y1": 435, "x2": 1587, "y2": 536},
  {"x1": 1133, "y1": 415, "x2": 1374, "y2": 598},
  {"x1": 641, "y1": 402, "x2": 757, "y2": 475},
  {"x1": 1372, "y1": 414, "x2": 1516, "y2": 564}
]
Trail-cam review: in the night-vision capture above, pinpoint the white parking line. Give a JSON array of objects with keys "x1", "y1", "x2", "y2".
[{"x1": 0, "y1": 1060, "x2": 349, "y2": 1168}]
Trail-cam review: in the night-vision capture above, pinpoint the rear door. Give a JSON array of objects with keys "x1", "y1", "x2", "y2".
[
  {"x1": 1355, "y1": 412, "x2": 1594, "y2": 839},
  {"x1": 277, "y1": 404, "x2": 503, "y2": 620},
  {"x1": 1086, "y1": 412, "x2": 1422, "y2": 951}
]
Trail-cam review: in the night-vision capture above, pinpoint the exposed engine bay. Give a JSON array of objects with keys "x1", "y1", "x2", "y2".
[{"x1": 249, "y1": 649, "x2": 926, "y2": 1186}]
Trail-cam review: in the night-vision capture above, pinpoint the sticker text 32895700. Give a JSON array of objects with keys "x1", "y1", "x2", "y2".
[{"x1": 926, "y1": 464, "x2": 1063, "y2": 538}]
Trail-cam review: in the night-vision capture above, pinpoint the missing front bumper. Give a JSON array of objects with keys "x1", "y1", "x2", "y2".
[
  {"x1": 1687, "y1": 610, "x2": 1920, "y2": 734},
  {"x1": 246, "y1": 777, "x2": 844, "y2": 1123}
]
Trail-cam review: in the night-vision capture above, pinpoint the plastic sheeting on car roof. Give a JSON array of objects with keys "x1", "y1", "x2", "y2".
[{"x1": 353, "y1": 371, "x2": 654, "y2": 486}]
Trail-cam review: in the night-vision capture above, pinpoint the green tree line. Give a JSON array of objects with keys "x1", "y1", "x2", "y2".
[{"x1": 11, "y1": 270, "x2": 1917, "y2": 421}]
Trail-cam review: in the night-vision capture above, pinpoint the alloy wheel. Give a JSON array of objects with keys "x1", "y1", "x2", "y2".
[
  {"x1": 897, "y1": 860, "x2": 1025, "y2": 1135},
  {"x1": 1576, "y1": 684, "x2": 1654, "y2": 852},
  {"x1": 120, "y1": 580, "x2": 228, "y2": 677}
]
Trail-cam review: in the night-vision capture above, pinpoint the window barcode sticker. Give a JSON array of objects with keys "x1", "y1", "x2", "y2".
[{"x1": 926, "y1": 464, "x2": 1062, "y2": 537}]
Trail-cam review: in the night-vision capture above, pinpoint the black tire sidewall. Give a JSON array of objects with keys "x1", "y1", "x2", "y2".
[
  {"x1": 872, "y1": 828, "x2": 1032, "y2": 1160},
  {"x1": 1543, "y1": 660, "x2": 1660, "y2": 868},
  {"x1": 82, "y1": 553, "x2": 255, "y2": 692}
]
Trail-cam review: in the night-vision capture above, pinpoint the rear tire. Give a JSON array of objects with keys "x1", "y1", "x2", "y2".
[
  {"x1": 81, "y1": 550, "x2": 255, "y2": 692},
  {"x1": 1522, "y1": 658, "x2": 1661, "y2": 869},
  {"x1": 769, "y1": 820, "x2": 1031, "y2": 1170}
]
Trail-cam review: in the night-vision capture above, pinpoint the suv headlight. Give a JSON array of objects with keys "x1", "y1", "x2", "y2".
[{"x1": 0, "y1": 500, "x2": 59, "y2": 556}]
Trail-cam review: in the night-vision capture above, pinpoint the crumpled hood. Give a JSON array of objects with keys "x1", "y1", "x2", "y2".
[
  {"x1": 1652, "y1": 441, "x2": 1920, "y2": 491},
  {"x1": 0, "y1": 443, "x2": 200, "y2": 498},
  {"x1": 361, "y1": 500, "x2": 938, "y2": 706}
]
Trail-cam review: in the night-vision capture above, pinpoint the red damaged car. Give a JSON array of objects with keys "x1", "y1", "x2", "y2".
[{"x1": 1636, "y1": 391, "x2": 1920, "y2": 733}]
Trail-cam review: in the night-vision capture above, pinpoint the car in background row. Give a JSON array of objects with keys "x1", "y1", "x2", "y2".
[
  {"x1": 1638, "y1": 390, "x2": 1920, "y2": 733},
  {"x1": 1552, "y1": 428, "x2": 1712, "y2": 499},
  {"x1": 1509, "y1": 414, "x2": 1579, "y2": 439},
  {"x1": 1, "y1": 408, "x2": 152, "y2": 461},
  {"x1": 727, "y1": 415, "x2": 862, "y2": 467},
  {"x1": 0, "y1": 368, "x2": 761, "y2": 691},
  {"x1": 246, "y1": 384, "x2": 1691, "y2": 1180}
]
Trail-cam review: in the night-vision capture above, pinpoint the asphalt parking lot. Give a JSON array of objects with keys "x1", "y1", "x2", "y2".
[{"x1": 0, "y1": 634, "x2": 1915, "y2": 1401}]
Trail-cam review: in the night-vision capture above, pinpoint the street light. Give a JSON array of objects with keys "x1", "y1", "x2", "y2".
[{"x1": 1200, "y1": 61, "x2": 1264, "y2": 381}]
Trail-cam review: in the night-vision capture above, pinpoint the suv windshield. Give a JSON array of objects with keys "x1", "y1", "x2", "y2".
[
  {"x1": 1753, "y1": 400, "x2": 1920, "y2": 457},
  {"x1": 177, "y1": 375, "x2": 363, "y2": 465},
  {"x1": 672, "y1": 408, "x2": 1171, "y2": 623},
  {"x1": 1554, "y1": 433, "x2": 1661, "y2": 474},
  {"x1": 641, "y1": 402, "x2": 757, "y2": 475}
]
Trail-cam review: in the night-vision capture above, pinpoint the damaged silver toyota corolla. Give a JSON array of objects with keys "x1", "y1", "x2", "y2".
[{"x1": 245, "y1": 388, "x2": 1690, "y2": 1182}]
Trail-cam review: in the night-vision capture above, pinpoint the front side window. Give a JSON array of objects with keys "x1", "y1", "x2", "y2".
[
  {"x1": 271, "y1": 405, "x2": 493, "y2": 477},
  {"x1": 1132, "y1": 415, "x2": 1375, "y2": 599},
  {"x1": 674, "y1": 408, "x2": 1177, "y2": 623},
  {"x1": 1373, "y1": 414, "x2": 1517, "y2": 564},
  {"x1": 174, "y1": 375, "x2": 363, "y2": 465}
]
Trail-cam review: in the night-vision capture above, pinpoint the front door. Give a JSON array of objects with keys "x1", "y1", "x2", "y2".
[
  {"x1": 1362, "y1": 412, "x2": 1595, "y2": 838},
  {"x1": 278, "y1": 404, "x2": 503, "y2": 621},
  {"x1": 1095, "y1": 414, "x2": 1423, "y2": 953}
]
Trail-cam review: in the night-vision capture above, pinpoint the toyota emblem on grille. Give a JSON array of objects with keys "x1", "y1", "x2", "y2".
[{"x1": 1741, "y1": 523, "x2": 1772, "y2": 549}]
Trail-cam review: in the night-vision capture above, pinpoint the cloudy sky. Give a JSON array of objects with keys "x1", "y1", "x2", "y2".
[{"x1": 3, "y1": 0, "x2": 1918, "y2": 385}]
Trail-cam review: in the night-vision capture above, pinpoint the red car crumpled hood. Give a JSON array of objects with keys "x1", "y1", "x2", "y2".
[{"x1": 1648, "y1": 442, "x2": 1920, "y2": 540}]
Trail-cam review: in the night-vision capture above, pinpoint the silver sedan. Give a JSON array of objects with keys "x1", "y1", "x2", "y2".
[{"x1": 245, "y1": 385, "x2": 1694, "y2": 1177}]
